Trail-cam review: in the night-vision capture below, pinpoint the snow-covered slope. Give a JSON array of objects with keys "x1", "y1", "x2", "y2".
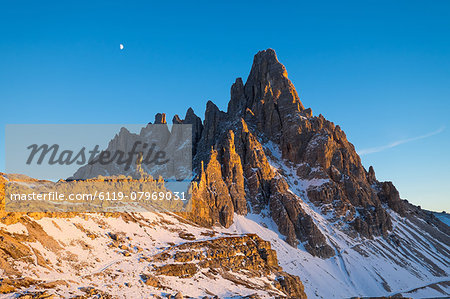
[
  {"x1": 0, "y1": 212, "x2": 304, "y2": 298},
  {"x1": 0, "y1": 207, "x2": 448, "y2": 298},
  {"x1": 227, "y1": 212, "x2": 449, "y2": 298}
]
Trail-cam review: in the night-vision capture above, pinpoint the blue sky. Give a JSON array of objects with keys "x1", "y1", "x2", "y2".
[{"x1": 1, "y1": 0, "x2": 449, "y2": 211}]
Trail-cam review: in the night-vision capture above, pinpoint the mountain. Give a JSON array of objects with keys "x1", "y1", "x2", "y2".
[{"x1": 1, "y1": 49, "x2": 449, "y2": 298}]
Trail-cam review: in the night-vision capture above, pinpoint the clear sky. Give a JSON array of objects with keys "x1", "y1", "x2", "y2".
[{"x1": 1, "y1": 0, "x2": 449, "y2": 211}]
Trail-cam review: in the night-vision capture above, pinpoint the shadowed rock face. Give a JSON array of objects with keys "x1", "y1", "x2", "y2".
[{"x1": 182, "y1": 49, "x2": 408, "y2": 258}]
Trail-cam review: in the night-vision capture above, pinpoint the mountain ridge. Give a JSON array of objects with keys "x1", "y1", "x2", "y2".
[{"x1": 0, "y1": 49, "x2": 448, "y2": 298}]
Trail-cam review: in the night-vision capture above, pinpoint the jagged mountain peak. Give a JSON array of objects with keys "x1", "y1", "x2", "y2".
[
  {"x1": 228, "y1": 48, "x2": 304, "y2": 117},
  {"x1": 185, "y1": 107, "x2": 196, "y2": 118},
  {"x1": 172, "y1": 114, "x2": 182, "y2": 124},
  {"x1": 247, "y1": 48, "x2": 289, "y2": 85},
  {"x1": 246, "y1": 49, "x2": 291, "y2": 85}
]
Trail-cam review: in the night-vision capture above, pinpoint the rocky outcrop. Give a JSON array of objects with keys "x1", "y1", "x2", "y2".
[
  {"x1": 377, "y1": 181, "x2": 406, "y2": 216},
  {"x1": 189, "y1": 150, "x2": 234, "y2": 228},
  {"x1": 150, "y1": 234, "x2": 307, "y2": 298},
  {"x1": 220, "y1": 130, "x2": 247, "y2": 215},
  {"x1": 174, "y1": 107, "x2": 203, "y2": 155},
  {"x1": 270, "y1": 177, "x2": 334, "y2": 257},
  {"x1": 154, "y1": 113, "x2": 167, "y2": 124}
]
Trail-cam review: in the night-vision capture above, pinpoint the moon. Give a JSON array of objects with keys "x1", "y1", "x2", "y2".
[{"x1": 119, "y1": 44, "x2": 124, "y2": 50}]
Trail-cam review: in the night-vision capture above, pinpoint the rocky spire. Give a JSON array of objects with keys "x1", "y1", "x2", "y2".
[
  {"x1": 172, "y1": 114, "x2": 183, "y2": 124},
  {"x1": 228, "y1": 49, "x2": 306, "y2": 143},
  {"x1": 245, "y1": 49, "x2": 303, "y2": 109},
  {"x1": 184, "y1": 108, "x2": 203, "y2": 146},
  {"x1": 154, "y1": 113, "x2": 167, "y2": 124},
  {"x1": 170, "y1": 108, "x2": 203, "y2": 156},
  {"x1": 227, "y1": 77, "x2": 245, "y2": 115},
  {"x1": 228, "y1": 49, "x2": 304, "y2": 118}
]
